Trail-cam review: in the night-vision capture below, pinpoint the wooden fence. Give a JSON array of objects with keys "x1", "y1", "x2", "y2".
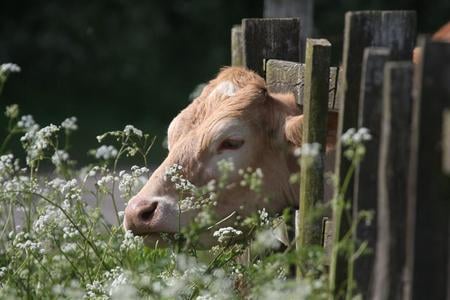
[{"x1": 231, "y1": 3, "x2": 449, "y2": 300}]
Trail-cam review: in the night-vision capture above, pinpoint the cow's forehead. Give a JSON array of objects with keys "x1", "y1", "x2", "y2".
[{"x1": 168, "y1": 68, "x2": 268, "y2": 148}]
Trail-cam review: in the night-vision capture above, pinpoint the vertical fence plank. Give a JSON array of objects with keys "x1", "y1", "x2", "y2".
[
  {"x1": 263, "y1": 0, "x2": 314, "y2": 61},
  {"x1": 406, "y1": 37, "x2": 450, "y2": 300},
  {"x1": 330, "y1": 10, "x2": 416, "y2": 297},
  {"x1": 297, "y1": 39, "x2": 332, "y2": 257},
  {"x1": 231, "y1": 25, "x2": 243, "y2": 67},
  {"x1": 373, "y1": 62, "x2": 413, "y2": 300},
  {"x1": 242, "y1": 18, "x2": 300, "y2": 76},
  {"x1": 352, "y1": 47, "x2": 391, "y2": 298}
]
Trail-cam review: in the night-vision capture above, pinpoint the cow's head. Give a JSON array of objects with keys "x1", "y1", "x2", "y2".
[{"x1": 124, "y1": 67, "x2": 337, "y2": 245}]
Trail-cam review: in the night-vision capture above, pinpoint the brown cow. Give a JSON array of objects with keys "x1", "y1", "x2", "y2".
[
  {"x1": 125, "y1": 21, "x2": 450, "y2": 247},
  {"x1": 124, "y1": 67, "x2": 337, "y2": 246}
]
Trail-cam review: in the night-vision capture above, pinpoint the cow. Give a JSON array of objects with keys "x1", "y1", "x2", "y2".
[
  {"x1": 123, "y1": 66, "x2": 338, "y2": 246},
  {"x1": 124, "y1": 20, "x2": 450, "y2": 247}
]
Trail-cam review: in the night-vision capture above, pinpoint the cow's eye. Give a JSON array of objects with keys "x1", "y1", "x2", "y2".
[{"x1": 218, "y1": 138, "x2": 244, "y2": 152}]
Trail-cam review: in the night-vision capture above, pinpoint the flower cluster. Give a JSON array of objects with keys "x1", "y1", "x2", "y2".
[
  {"x1": 294, "y1": 142, "x2": 321, "y2": 157},
  {"x1": 0, "y1": 154, "x2": 20, "y2": 181},
  {"x1": 61, "y1": 116, "x2": 78, "y2": 131},
  {"x1": 20, "y1": 124, "x2": 60, "y2": 166},
  {"x1": 118, "y1": 165, "x2": 149, "y2": 199},
  {"x1": 341, "y1": 127, "x2": 372, "y2": 145},
  {"x1": 123, "y1": 125, "x2": 143, "y2": 137},
  {"x1": 120, "y1": 230, "x2": 144, "y2": 252},
  {"x1": 11, "y1": 232, "x2": 45, "y2": 255},
  {"x1": 213, "y1": 226, "x2": 242, "y2": 243},
  {"x1": 164, "y1": 164, "x2": 196, "y2": 193},
  {"x1": 0, "y1": 63, "x2": 21, "y2": 74},
  {"x1": 239, "y1": 167, "x2": 264, "y2": 193},
  {"x1": 5, "y1": 104, "x2": 19, "y2": 119},
  {"x1": 341, "y1": 127, "x2": 372, "y2": 161},
  {"x1": 94, "y1": 145, "x2": 118, "y2": 160}
]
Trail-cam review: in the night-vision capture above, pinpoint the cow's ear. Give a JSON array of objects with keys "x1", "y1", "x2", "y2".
[
  {"x1": 284, "y1": 111, "x2": 339, "y2": 151},
  {"x1": 284, "y1": 115, "x2": 303, "y2": 146}
]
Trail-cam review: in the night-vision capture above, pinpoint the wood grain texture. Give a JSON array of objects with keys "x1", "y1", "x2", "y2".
[
  {"x1": 231, "y1": 25, "x2": 243, "y2": 67},
  {"x1": 265, "y1": 59, "x2": 340, "y2": 111},
  {"x1": 263, "y1": 0, "x2": 314, "y2": 61},
  {"x1": 373, "y1": 62, "x2": 413, "y2": 300},
  {"x1": 297, "y1": 39, "x2": 331, "y2": 253},
  {"x1": 353, "y1": 47, "x2": 391, "y2": 298},
  {"x1": 242, "y1": 18, "x2": 300, "y2": 76}
]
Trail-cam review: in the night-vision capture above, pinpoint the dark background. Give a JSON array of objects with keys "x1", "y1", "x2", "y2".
[{"x1": 1, "y1": 0, "x2": 448, "y2": 165}]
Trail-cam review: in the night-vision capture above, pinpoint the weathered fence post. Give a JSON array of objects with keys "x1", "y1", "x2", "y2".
[
  {"x1": 352, "y1": 47, "x2": 391, "y2": 298},
  {"x1": 373, "y1": 62, "x2": 413, "y2": 300},
  {"x1": 263, "y1": 0, "x2": 314, "y2": 61},
  {"x1": 406, "y1": 37, "x2": 450, "y2": 300},
  {"x1": 330, "y1": 10, "x2": 416, "y2": 297},
  {"x1": 242, "y1": 18, "x2": 301, "y2": 76},
  {"x1": 297, "y1": 39, "x2": 331, "y2": 259},
  {"x1": 231, "y1": 25, "x2": 243, "y2": 66}
]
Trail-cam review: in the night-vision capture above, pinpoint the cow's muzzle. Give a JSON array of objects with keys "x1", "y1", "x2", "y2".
[{"x1": 124, "y1": 196, "x2": 160, "y2": 235}]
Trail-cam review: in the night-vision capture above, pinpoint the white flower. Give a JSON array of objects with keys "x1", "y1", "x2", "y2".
[
  {"x1": 63, "y1": 225, "x2": 78, "y2": 239},
  {"x1": 120, "y1": 230, "x2": 143, "y2": 252},
  {"x1": 353, "y1": 127, "x2": 372, "y2": 143},
  {"x1": 20, "y1": 124, "x2": 60, "y2": 166},
  {"x1": 51, "y1": 150, "x2": 69, "y2": 167},
  {"x1": 61, "y1": 117, "x2": 78, "y2": 131},
  {"x1": 84, "y1": 280, "x2": 107, "y2": 299},
  {"x1": 117, "y1": 166, "x2": 149, "y2": 198},
  {"x1": 0, "y1": 267, "x2": 7, "y2": 278},
  {"x1": 97, "y1": 175, "x2": 115, "y2": 190},
  {"x1": 252, "y1": 229, "x2": 281, "y2": 252},
  {"x1": 5, "y1": 104, "x2": 19, "y2": 119},
  {"x1": 95, "y1": 145, "x2": 118, "y2": 160},
  {"x1": 213, "y1": 227, "x2": 242, "y2": 243},
  {"x1": 12, "y1": 232, "x2": 46, "y2": 254},
  {"x1": 123, "y1": 125, "x2": 143, "y2": 137},
  {"x1": 0, "y1": 63, "x2": 21, "y2": 73},
  {"x1": 131, "y1": 165, "x2": 149, "y2": 177},
  {"x1": 294, "y1": 142, "x2": 321, "y2": 157},
  {"x1": 341, "y1": 127, "x2": 371, "y2": 145},
  {"x1": 61, "y1": 242, "x2": 77, "y2": 253},
  {"x1": 258, "y1": 208, "x2": 270, "y2": 226},
  {"x1": 0, "y1": 154, "x2": 20, "y2": 180},
  {"x1": 17, "y1": 115, "x2": 37, "y2": 130}
]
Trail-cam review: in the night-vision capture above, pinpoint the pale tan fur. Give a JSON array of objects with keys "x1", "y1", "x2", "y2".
[{"x1": 124, "y1": 67, "x2": 337, "y2": 246}]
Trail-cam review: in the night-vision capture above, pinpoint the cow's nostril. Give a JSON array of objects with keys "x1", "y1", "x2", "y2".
[{"x1": 138, "y1": 202, "x2": 158, "y2": 223}]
